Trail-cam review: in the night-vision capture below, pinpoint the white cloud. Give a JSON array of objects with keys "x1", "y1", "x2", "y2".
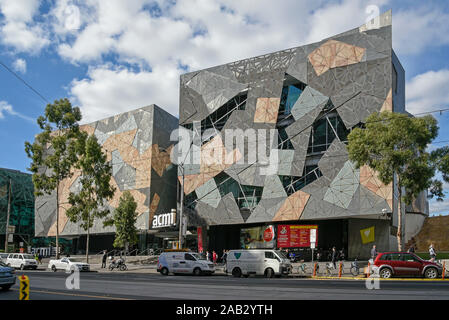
[
  {"x1": 70, "y1": 64, "x2": 179, "y2": 123},
  {"x1": 406, "y1": 69, "x2": 449, "y2": 114},
  {"x1": 0, "y1": 0, "x2": 49, "y2": 53},
  {"x1": 0, "y1": 100, "x2": 34, "y2": 122},
  {"x1": 12, "y1": 58, "x2": 26, "y2": 73}
]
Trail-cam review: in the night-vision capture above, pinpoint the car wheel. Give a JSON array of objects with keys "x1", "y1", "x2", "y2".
[
  {"x1": 424, "y1": 267, "x2": 438, "y2": 279},
  {"x1": 51, "y1": 265, "x2": 57, "y2": 272},
  {"x1": 243, "y1": 274, "x2": 250, "y2": 278},
  {"x1": 265, "y1": 268, "x2": 274, "y2": 278},
  {"x1": 160, "y1": 267, "x2": 169, "y2": 276},
  {"x1": 193, "y1": 267, "x2": 202, "y2": 276},
  {"x1": 1, "y1": 285, "x2": 12, "y2": 291},
  {"x1": 232, "y1": 267, "x2": 242, "y2": 278},
  {"x1": 380, "y1": 267, "x2": 392, "y2": 279}
]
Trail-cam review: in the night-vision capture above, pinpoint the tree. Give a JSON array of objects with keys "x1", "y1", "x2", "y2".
[
  {"x1": 25, "y1": 98, "x2": 82, "y2": 259},
  {"x1": 65, "y1": 133, "x2": 115, "y2": 263},
  {"x1": 104, "y1": 191, "x2": 139, "y2": 255},
  {"x1": 347, "y1": 111, "x2": 448, "y2": 251}
]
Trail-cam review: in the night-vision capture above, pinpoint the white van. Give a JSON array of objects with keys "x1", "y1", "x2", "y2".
[
  {"x1": 226, "y1": 249, "x2": 292, "y2": 278},
  {"x1": 6, "y1": 253, "x2": 38, "y2": 270},
  {"x1": 157, "y1": 251, "x2": 215, "y2": 276}
]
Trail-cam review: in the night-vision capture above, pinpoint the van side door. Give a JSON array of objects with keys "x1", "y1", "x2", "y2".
[
  {"x1": 265, "y1": 251, "x2": 279, "y2": 273},
  {"x1": 184, "y1": 253, "x2": 197, "y2": 273}
]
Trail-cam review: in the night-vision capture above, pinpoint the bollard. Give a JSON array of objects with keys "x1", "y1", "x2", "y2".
[
  {"x1": 19, "y1": 275, "x2": 29, "y2": 300},
  {"x1": 338, "y1": 262, "x2": 343, "y2": 278},
  {"x1": 365, "y1": 262, "x2": 371, "y2": 278},
  {"x1": 313, "y1": 263, "x2": 317, "y2": 277},
  {"x1": 443, "y1": 262, "x2": 446, "y2": 280}
]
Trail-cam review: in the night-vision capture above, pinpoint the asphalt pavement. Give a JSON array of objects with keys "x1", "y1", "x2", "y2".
[{"x1": 1, "y1": 269, "x2": 449, "y2": 300}]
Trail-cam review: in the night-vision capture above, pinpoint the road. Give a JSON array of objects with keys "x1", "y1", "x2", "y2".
[{"x1": 1, "y1": 270, "x2": 449, "y2": 300}]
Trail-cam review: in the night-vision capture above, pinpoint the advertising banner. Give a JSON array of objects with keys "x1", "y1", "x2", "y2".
[
  {"x1": 240, "y1": 225, "x2": 275, "y2": 249},
  {"x1": 277, "y1": 225, "x2": 318, "y2": 248}
]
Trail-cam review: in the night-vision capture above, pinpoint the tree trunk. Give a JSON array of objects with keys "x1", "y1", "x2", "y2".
[
  {"x1": 397, "y1": 178, "x2": 403, "y2": 251},
  {"x1": 56, "y1": 184, "x2": 60, "y2": 259},
  {"x1": 86, "y1": 215, "x2": 90, "y2": 264}
]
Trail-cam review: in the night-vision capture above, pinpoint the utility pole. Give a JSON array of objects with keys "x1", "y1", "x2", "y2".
[
  {"x1": 4, "y1": 179, "x2": 11, "y2": 252},
  {"x1": 178, "y1": 165, "x2": 184, "y2": 249}
]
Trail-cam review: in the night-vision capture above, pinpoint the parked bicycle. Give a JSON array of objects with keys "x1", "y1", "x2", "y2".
[
  {"x1": 325, "y1": 262, "x2": 335, "y2": 276},
  {"x1": 350, "y1": 258, "x2": 360, "y2": 276}
]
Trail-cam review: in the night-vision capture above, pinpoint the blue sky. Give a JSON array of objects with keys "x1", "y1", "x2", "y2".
[{"x1": 0, "y1": 0, "x2": 448, "y2": 215}]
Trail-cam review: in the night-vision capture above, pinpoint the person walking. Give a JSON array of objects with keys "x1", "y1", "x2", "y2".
[
  {"x1": 206, "y1": 251, "x2": 211, "y2": 262},
  {"x1": 212, "y1": 251, "x2": 217, "y2": 264},
  {"x1": 407, "y1": 244, "x2": 415, "y2": 253},
  {"x1": 221, "y1": 249, "x2": 227, "y2": 264},
  {"x1": 429, "y1": 243, "x2": 437, "y2": 262},
  {"x1": 331, "y1": 247, "x2": 337, "y2": 269},
  {"x1": 101, "y1": 250, "x2": 108, "y2": 268},
  {"x1": 370, "y1": 245, "x2": 378, "y2": 261},
  {"x1": 38, "y1": 252, "x2": 43, "y2": 264}
]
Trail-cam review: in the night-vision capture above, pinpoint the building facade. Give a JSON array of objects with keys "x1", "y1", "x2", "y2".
[
  {"x1": 0, "y1": 168, "x2": 34, "y2": 251},
  {"x1": 34, "y1": 104, "x2": 178, "y2": 253},
  {"x1": 177, "y1": 11, "x2": 428, "y2": 259}
]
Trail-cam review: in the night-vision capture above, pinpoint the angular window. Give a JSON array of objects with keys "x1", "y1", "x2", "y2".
[
  {"x1": 280, "y1": 165, "x2": 322, "y2": 195},
  {"x1": 307, "y1": 113, "x2": 349, "y2": 154}
]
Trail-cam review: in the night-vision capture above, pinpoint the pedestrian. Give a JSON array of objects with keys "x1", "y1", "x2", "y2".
[
  {"x1": 38, "y1": 252, "x2": 43, "y2": 264},
  {"x1": 206, "y1": 251, "x2": 211, "y2": 262},
  {"x1": 407, "y1": 244, "x2": 415, "y2": 253},
  {"x1": 370, "y1": 245, "x2": 377, "y2": 261},
  {"x1": 101, "y1": 250, "x2": 107, "y2": 268},
  {"x1": 339, "y1": 248, "x2": 345, "y2": 261},
  {"x1": 212, "y1": 251, "x2": 217, "y2": 264},
  {"x1": 221, "y1": 249, "x2": 227, "y2": 264},
  {"x1": 331, "y1": 247, "x2": 337, "y2": 269},
  {"x1": 429, "y1": 243, "x2": 437, "y2": 262}
]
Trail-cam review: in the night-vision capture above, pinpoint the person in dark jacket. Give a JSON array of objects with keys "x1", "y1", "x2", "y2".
[
  {"x1": 370, "y1": 245, "x2": 378, "y2": 260},
  {"x1": 101, "y1": 250, "x2": 107, "y2": 268}
]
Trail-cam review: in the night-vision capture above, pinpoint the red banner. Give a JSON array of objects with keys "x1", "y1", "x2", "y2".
[
  {"x1": 197, "y1": 227, "x2": 203, "y2": 253},
  {"x1": 277, "y1": 225, "x2": 318, "y2": 248}
]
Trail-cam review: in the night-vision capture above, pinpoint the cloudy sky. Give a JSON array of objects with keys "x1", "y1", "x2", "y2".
[{"x1": 0, "y1": 0, "x2": 448, "y2": 215}]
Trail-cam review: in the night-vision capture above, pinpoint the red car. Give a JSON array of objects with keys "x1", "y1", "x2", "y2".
[{"x1": 372, "y1": 252, "x2": 443, "y2": 279}]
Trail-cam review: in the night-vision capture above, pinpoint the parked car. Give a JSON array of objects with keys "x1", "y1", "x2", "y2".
[
  {"x1": 0, "y1": 262, "x2": 16, "y2": 291},
  {"x1": 372, "y1": 252, "x2": 443, "y2": 279},
  {"x1": 226, "y1": 249, "x2": 292, "y2": 278},
  {"x1": 48, "y1": 257, "x2": 90, "y2": 273},
  {"x1": 157, "y1": 252, "x2": 215, "y2": 276},
  {"x1": 6, "y1": 253, "x2": 38, "y2": 270},
  {"x1": 0, "y1": 253, "x2": 9, "y2": 263}
]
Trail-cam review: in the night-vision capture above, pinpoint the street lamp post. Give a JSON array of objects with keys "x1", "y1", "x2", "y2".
[{"x1": 178, "y1": 165, "x2": 185, "y2": 249}]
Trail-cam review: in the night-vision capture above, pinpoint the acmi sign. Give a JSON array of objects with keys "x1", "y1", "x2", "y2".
[{"x1": 152, "y1": 210, "x2": 176, "y2": 228}]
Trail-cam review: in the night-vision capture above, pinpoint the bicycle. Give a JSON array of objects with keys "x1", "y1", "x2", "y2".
[
  {"x1": 350, "y1": 258, "x2": 360, "y2": 276},
  {"x1": 297, "y1": 263, "x2": 307, "y2": 274},
  {"x1": 325, "y1": 262, "x2": 336, "y2": 276}
]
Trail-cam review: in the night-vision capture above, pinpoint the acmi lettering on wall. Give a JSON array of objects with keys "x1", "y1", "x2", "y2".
[{"x1": 152, "y1": 211, "x2": 176, "y2": 228}]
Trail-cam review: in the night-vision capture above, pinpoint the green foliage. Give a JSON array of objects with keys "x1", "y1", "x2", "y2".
[
  {"x1": 347, "y1": 111, "x2": 442, "y2": 205},
  {"x1": 65, "y1": 133, "x2": 115, "y2": 231},
  {"x1": 24, "y1": 98, "x2": 82, "y2": 196},
  {"x1": 104, "y1": 191, "x2": 138, "y2": 249}
]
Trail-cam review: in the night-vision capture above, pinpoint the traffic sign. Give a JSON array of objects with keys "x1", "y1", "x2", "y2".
[{"x1": 19, "y1": 275, "x2": 29, "y2": 300}]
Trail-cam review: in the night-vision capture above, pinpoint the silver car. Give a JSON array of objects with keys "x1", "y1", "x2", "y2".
[{"x1": 0, "y1": 262, "x2": 16, "y2": 291}]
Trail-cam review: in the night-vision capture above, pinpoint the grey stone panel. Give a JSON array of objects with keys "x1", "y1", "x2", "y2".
[
  {"x1": 300, "y1": 193, "x2": 347, "y2": 220},
  {"x1": 323, "y1": 161, "x2": 360, "y2": 209},
  {"x1": 181, "y1": 71, "x2": 200, "y2": 86},
  {"x1": 289, "y1": 128, "x2": 311, "y2": 177},
  {"x1": 136, "y1": 211, "x2": 150, "y2": 230},
  {"x1": 246, "y1": 197, "x2": 285, "y2": 223},
  {"x1": 114, "y1": 161, "x2": 136, "y2": 191},
  {"x1": 318, "y1": 140, "x2": 348, "y2": 180},
  {"x1": 94, "y1": 128, "x2": 113, "y2": 146},
  {"x1": 111, "y1": 150, "x2": 124, "y2": 176},
  {"x1": 186, "y1": 70, "x2": 247, "y2": 115},
  {"x1": 196, "y1": 192, "x2": 244, "y2": 225},
  {"x1": 307, "y1": 65, "x2": 339, "y2": 98},
  {"x1": 358, "y1": 185, "x2": 390, "y2": 214},
  {"x1": 179, "y1": 85, "x2": 209, "y2": 124},
  {"x1": 34, "y1": 193, "x2": 56, "y2": 237},
  {"x1": 115, "y1": 113, "x2": 137, "y2": 135},
  {"x1": 286, "y1": 47, "x2": 309, "y2": 83},
  {"x1": 286, "y1": 103, "x2": 324, "y2": 139},
  {"x1": 196, "y1": 178, "x2": 221, "y2": 208},
  {"x1": 291, "y1": 86, "x2": 329, "y2": 121},
  {"x1": 336, "y1": 92, "x2": 385, "y2": 128},
  {"x1": 276, "y1": 150, "x2": 295, "y2": 176},
  {"x1": 262, "y1": 175, "x2": 287, "y2": 199}
]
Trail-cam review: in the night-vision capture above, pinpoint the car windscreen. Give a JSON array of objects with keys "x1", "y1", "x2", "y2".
[
  {"x1": 67, "y1": 259, "x2": 83, "y2": 263},
  {"x1": 22, "y1": 254, "x2": 34, "y2": 259},
  {"x1": 0, "y1": 261, "x2": 7, "y2": 267},
  {"x1": 191, "y1": 253, "x2": 205, "y2": 260},
  {"x1": 275, "y1": 250, "x2": 287, "y2": 259}
]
